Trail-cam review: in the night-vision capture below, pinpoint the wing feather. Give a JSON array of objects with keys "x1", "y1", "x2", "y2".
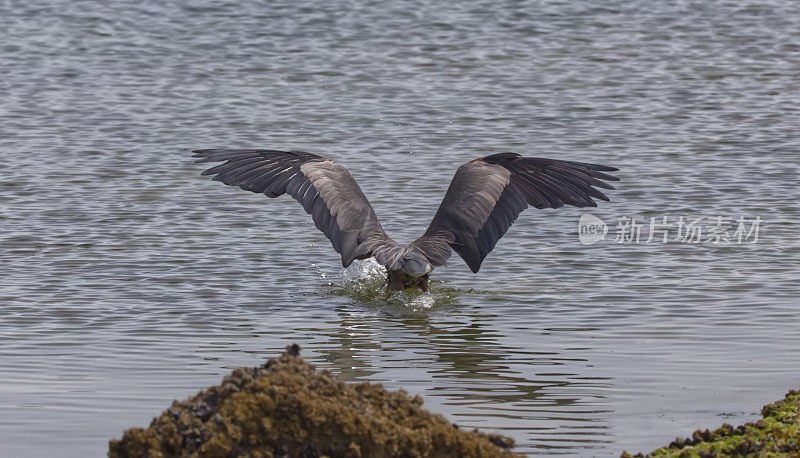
[
  {"x1": 547, "y1": 168, "x2": 609, "y2": 202},
  {"x1": 239, "y1": 165, "x2": 287, "y2": 193},
  {"x1": 194, "y1": 149, "x2": 396, "y2": 267},
  {"x1": 521, "y1": 174, "x2": 565, "y2": 208},
  {"x1": 415, "y1": 153, "x2": 619, "y2": 273}
]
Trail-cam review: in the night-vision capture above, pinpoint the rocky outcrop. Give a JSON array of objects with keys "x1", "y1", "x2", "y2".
[{"x1": 109, "y1": 345, "x2": 519, "y2": 458}]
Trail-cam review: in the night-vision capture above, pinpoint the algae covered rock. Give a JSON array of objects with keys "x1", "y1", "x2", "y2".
[
  {"x1": 621, "y1": 390, "x2": 800, "y2": 457},
  {"x1": 109, "y1": 345, "x2": 519, "y2": 458}
]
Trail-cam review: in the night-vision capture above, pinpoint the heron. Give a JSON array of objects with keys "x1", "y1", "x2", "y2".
[{"x1": 194, "y1": 149, "x2": 619, "y2": 292}]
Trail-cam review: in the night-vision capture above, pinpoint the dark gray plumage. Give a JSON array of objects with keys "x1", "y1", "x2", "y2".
[
  {"x1": 194, "y1": 149, "x2": 619, "y2": 291},
  {"x1": 419, "y1": 152, "x2": 619, "y2": 273}
]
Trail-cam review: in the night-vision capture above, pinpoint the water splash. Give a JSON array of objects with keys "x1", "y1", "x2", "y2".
[{"x1": 324, "y1": 259, "x2": 461, "y2": 309}]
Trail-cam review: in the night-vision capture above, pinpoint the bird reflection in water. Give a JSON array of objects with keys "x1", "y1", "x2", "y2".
[{"x1": 296, "y1": 304, "x2": 614, "y2": 452}]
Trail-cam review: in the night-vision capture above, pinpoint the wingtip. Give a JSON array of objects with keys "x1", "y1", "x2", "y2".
[
  {"x1": 467, "y1": 259, "x2": 482, "y2": 273},
  {"x1": 192, "y1": 149, "x2": 219, "y2": 163},
  {"x1": 583, "y1": 162, "x2": 619, "y2": 173}
]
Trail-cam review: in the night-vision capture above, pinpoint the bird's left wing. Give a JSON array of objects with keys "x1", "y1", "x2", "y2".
[
  {"x1": 412, "y1": 153, "x2": 619, "y2": 273},
  {"x1": 194, "y1": 149, "x2": 398, "y2": 267}
]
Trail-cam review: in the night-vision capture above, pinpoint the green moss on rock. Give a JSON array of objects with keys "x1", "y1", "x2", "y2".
[
  {"x1": 622, "y1": 390, "x2": 800, "y2": 458},
  {"x1": 109, "y1": 345, "x2": 519, "y2": 458}
]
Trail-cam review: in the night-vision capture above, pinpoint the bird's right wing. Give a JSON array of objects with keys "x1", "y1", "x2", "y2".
[
  {"x1": 194, "y1": 149, "x2": 399, "y2": 267},
  {"x1": 413, "y1": 153, "x2": 619, "y2": 273}
]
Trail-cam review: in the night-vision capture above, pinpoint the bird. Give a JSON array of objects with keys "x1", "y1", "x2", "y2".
[{"x1": 194, "y1": 149, "x2": 619, "y2": 292}]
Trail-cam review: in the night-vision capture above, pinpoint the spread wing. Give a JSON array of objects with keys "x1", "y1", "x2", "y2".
[
  {"x1": 193, "y1": 149, "x2": 398, "y2": 267},
  {"x1": 413, "y1": 153, "x2": 620, "y2": 273}
]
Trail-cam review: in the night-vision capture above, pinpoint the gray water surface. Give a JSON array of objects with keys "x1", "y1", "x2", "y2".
[{"x1": 2, "y1": 1, "x2": 800, "y2": 456}]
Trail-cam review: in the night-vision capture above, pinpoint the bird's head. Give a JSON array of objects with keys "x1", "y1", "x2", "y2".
[{"x1": 400, "y1": 251, "x2": 433, "y2": 278}]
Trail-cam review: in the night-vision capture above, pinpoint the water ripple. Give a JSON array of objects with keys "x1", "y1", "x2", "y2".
[{"x1": 2, "y1": 0, "x2": 800, "y2": 456}]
